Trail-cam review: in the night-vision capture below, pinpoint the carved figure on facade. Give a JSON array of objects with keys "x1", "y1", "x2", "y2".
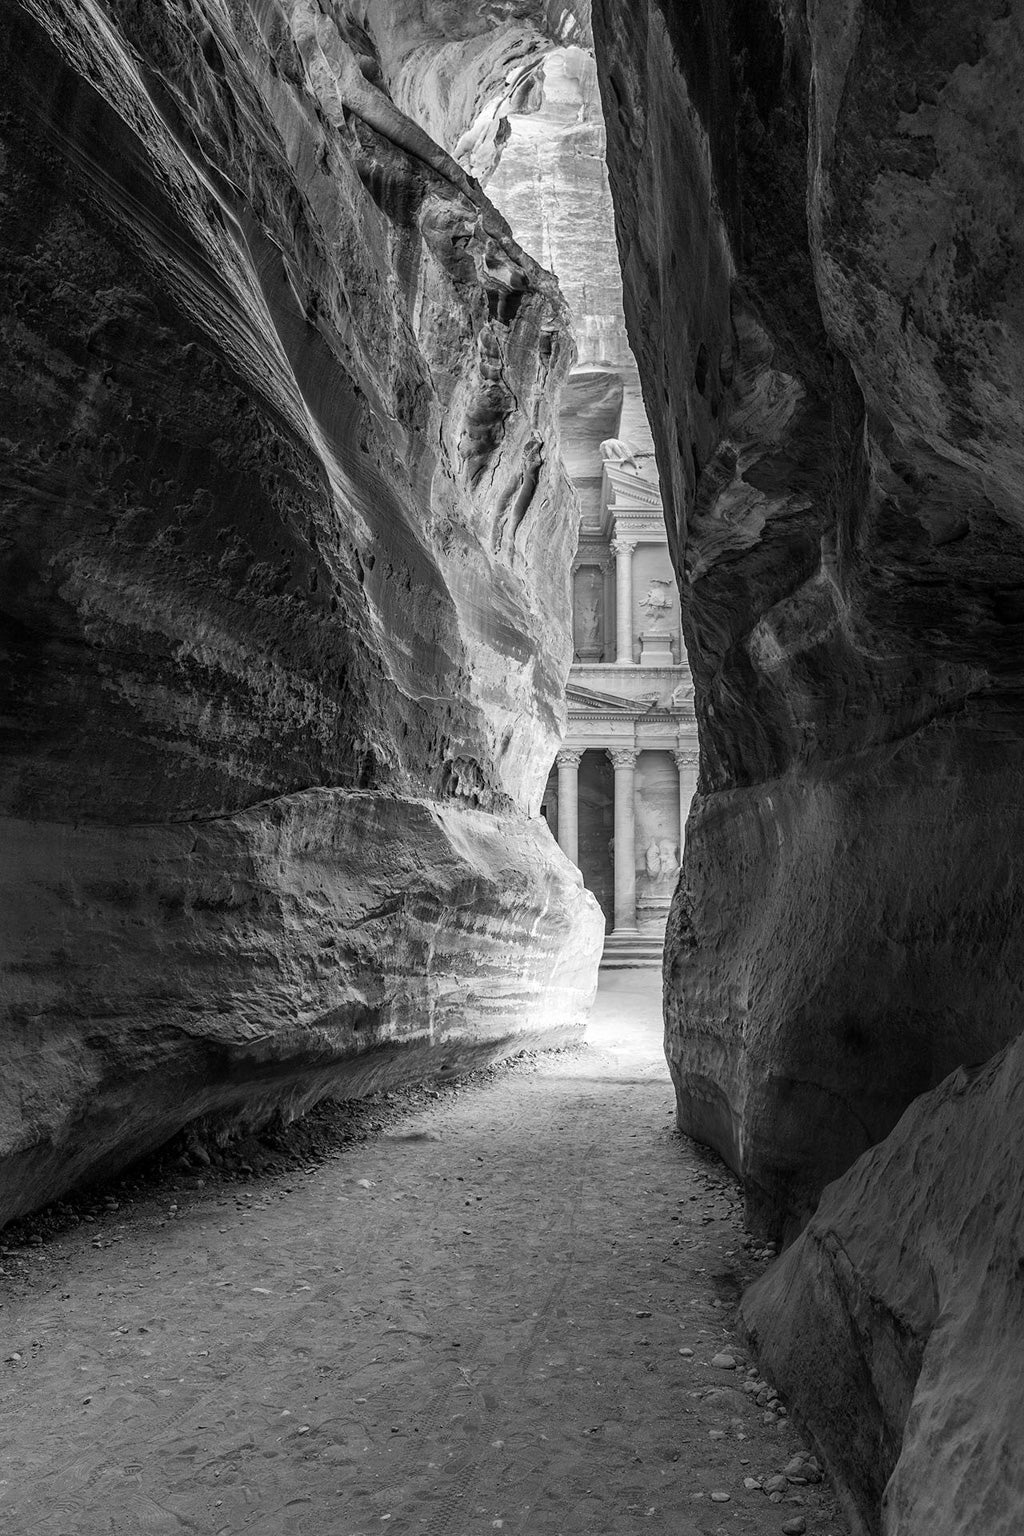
[
  {"x1": 573, "y1": 566, "x2": 604, "y2": 657},
  {"x1": 644, "y1": 838, "x2": 680, "y2": 881},
  {"x1": 599, "y1": 438, "x2": 639, "y2": 471},
  {"x1": 578, "y1": 598, "x2": 601, "y2": 646},
  {"x1": 640, "y1": 578, "x2": 673, "y2": 629}
]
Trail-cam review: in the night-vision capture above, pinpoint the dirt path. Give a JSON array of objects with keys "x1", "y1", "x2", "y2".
[{"x1": 0, "y1": 972, "x2": 844, "y2": 1536}]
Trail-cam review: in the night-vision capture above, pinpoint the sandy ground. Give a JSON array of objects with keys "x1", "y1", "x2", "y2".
[{"x1": 0, "y1": 971, "x2": 845, "y2": 1536}]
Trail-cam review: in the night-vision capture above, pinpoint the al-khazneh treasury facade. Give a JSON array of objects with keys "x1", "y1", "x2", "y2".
[
  {"x1": 542, "y1": 446, "x2": 698, "y2": 936},
  {"x1": 481, "y1": 44, "x2": 697, "y2": 936}
]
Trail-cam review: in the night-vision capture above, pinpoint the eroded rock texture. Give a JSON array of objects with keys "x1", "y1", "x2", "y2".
[
  {"x1": 594, "y1": 0, "x2": 1024, "y2": 1222},
  {"x1": 0, "y1": 0, "x2": 603, "y2": 1222},
  {"x1": 742, "y1": 1039, "x2": 1024, "y2": 1536},
  {"x1": 482, "y1": 41, "x2": 655, "y2": 518},
  {"x1": 592, "y1": 3, "x2": 1024, "y2": 1528}
]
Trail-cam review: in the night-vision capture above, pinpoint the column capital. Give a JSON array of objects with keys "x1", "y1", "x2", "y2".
[
  {"x1": 557, "y1": 748, "x2": 584, "y2": 769},
  {"x1": 610, "y1": 536, "x2": 638, "y2": 557},
  {"x1": 674, "y1": 747, "x2": 699, "y2": 769},
  {"x1": 607, "y1": 747, "x2": 638, "y2": 770}
]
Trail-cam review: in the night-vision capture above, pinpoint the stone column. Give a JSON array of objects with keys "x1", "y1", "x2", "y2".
[
  {"x1": 600, "y1": 558, "x2": 615, "y2": 663},
  {"x1": 611, "y1": 537, "x2": 638, "y2": 665},
  {"x1": 556, "y1": 749, "x2": 582, "y2": 865},
  {"x1": 608, "y1": 746, "x2": 638, "y2": 932},
  {"x1": 675, "y1": 747, "x2": 699, "y2": 855}
]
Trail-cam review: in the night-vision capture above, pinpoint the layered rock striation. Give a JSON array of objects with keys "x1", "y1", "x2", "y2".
[
  {"x1": 0, "y1": 0, "x2": 603, "y2": 1223},
  {"x1": 592, "y1": 2, "x2": 1024, "y2": 1529}
]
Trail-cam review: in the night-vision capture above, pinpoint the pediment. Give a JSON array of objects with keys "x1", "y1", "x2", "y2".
[
  {"x1": 566, "y1": 685, "x2": 659, "y2": 714},
  {"x1": 605, "y1": 462, "x2": 664, "y2": 508}
]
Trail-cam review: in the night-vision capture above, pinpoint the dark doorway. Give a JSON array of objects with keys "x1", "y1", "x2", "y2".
[{"x1": 578, "y1": 749, "x2": 614, "y2": 931}]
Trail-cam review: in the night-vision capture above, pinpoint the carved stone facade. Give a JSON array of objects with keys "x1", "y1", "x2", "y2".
[
  {"x1": 544, "y1": 452, "x2": 698, "y2": 934},
  {"x1": 481, "y1": 41, "x2": 697, "y2": 937}
]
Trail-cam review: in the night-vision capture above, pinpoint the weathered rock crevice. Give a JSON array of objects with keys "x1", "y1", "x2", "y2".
[{"x1": 0, "y1": 0, "x2": 603, "y2": 1223}]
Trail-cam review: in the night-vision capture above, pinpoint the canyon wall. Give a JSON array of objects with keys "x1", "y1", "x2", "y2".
[
  {"x1": 0, "y1": 0, "x2": 603, "y2": 1224},
  {"x1": 592, "y1": 0, "x2": 1024, "y2": 1530},
  {"x1": 594, "y1": 0, "x2": 1024, "y2": 1223},
  {"x1": 742, "y1": 1036, "x2": 1024, "y2": 1536}
]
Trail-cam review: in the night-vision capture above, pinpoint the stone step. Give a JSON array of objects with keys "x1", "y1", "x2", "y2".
[
  {"x1": 601, "y1": 933, "x2": 666, "y2": 946},
  {"x1": 601, "y1": 935, "x2": 665, "y2": 949},
  {"x1": 601, "y1": 942, "x2": 664, "y2": 956},
  {"x1": 600, "y1": 957, "x2": 663, "y2": 970},
  {"x1": 600, "y1": 932, "x2": 665, "y2": 969}
]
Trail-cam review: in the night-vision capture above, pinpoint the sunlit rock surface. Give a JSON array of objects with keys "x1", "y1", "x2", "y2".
[
  {"x1": 483, "y1": 45, "x2": 631, "y2": 372},
  {"x1": 593, "y1": 0, "x2": 1024, "y2": 1529},
  {"x1": 482, "y1": 40, "x2": 654, "y2": 520},
  {"x1": 0, "y1": 0, "x2": 603, "y2": 1220}
]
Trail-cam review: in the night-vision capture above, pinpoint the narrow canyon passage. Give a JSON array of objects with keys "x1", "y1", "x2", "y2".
[
  {"x1": 6, "y1": 3, "x2": 1024, "y2": 1525},
  {"x1": 0, "y1": 978, "x2": 840, "y2": 1536}
]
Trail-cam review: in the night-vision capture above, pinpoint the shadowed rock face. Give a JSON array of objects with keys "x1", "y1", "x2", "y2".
[
  {"x1": 592, "y1": 0, "x2": 1024, "y2": 1529},
  {"x1": 0, "y1": 0, "x2": 603, "y2": 1221},
  {"x1": 594, "y1": 0, "x2": 1024, "y2": 1227},
  {"x1": 742, "y1": 1039, "x2": 1024, "y2": 1536}
]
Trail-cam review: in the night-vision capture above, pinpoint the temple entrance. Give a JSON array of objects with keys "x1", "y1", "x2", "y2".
[
  {"x1": 474, "y1": 29, "x2": 699, "y2": 961},
  {"x1": 544, "y1": 743, "x2": 694, "y2": 938},
  {"x1": 578, "y1": 750, "x2": 615, "y2": 931}
]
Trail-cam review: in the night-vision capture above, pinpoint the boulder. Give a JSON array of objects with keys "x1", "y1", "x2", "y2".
[
  {"x1": 1, "y1": 791, "x2": 601, "y2": 1223},
  {"x1": 742, "y1": 1036, "x2": 1024, "y2": 1536}
]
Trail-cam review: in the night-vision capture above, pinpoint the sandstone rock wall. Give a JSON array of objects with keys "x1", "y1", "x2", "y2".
[
  {"x1": 484, "y1": 44, "x2": 634, "y2": 373},
  {"x1": 0, "y1": 0, "x2": 603, "y2": 1221},
  {"x1": 593, "y1": 0, "x2": 1024, "y2": 1228},
  {"x1": 742, "y1": 1037, "x2": 1024, "y2": 1536},
  {"x1": 592, "y1": 1, "x2": 1024, "y2": 1529},
  {"x1": 482, "y1": 41, "x2": 655, "y2": 488},
  {"x1": 2, "y1": 791, "x2": 601, "y2": 1224}
]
